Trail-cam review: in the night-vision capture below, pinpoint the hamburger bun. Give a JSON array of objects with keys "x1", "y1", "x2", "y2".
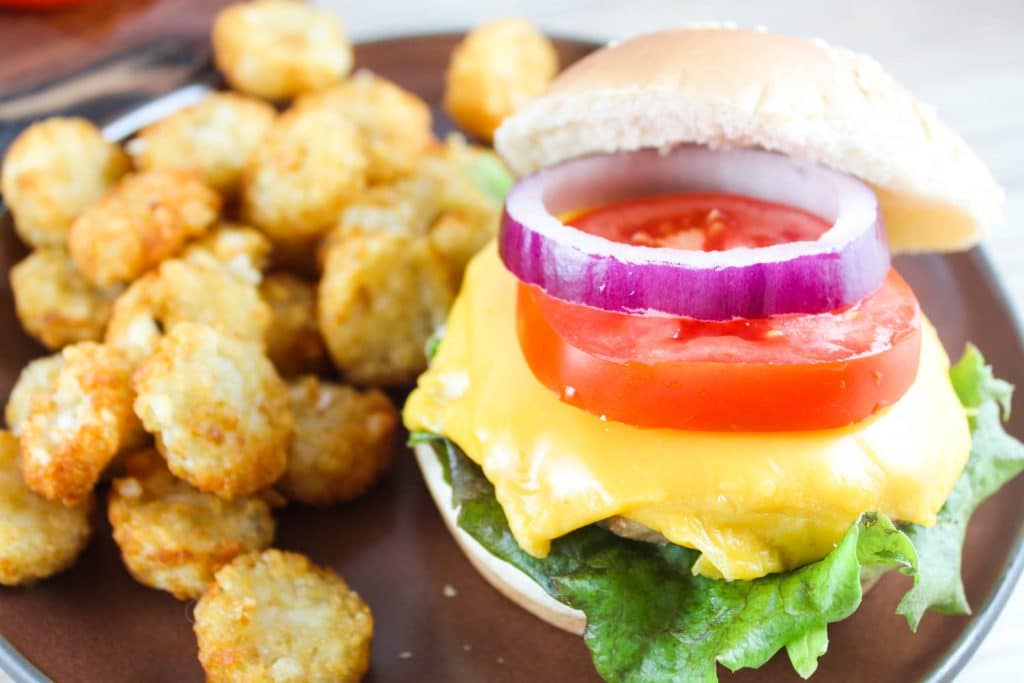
[
  {"x1": 414, "y1": 442, "x2": 880, "y2": 636},
  {"x1": 495, "y1": 26, "x2": 1004, "y2": 253}
]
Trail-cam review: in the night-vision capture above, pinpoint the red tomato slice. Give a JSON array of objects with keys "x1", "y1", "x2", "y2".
[
  {"x1": 570, "y1": 192, "x2": 831, "y2": 250},
  {"x1": 515, "y1": 193, "x2": 922, "y2": 432}
]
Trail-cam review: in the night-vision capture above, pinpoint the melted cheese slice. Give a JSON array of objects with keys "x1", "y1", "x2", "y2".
[{"x1": 404, "y1": 244, "x2": 971, "y2": 580}]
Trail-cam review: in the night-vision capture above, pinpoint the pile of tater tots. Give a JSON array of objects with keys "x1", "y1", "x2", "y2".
[{"x1": 0, "y1": 1, "x2": 557, "y2": 680}]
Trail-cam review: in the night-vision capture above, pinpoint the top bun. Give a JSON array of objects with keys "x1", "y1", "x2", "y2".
[{"x1": 495, "y1": 26, "x2": 1003, "y2": 253}]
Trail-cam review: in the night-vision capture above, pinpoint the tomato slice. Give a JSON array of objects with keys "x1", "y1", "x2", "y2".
[
  {"x1": 570, "y1": 192, "x2": 831, "y2": 250},
  {"x1": 515, "y1": 192, "x2": 921, "y2": 432}
]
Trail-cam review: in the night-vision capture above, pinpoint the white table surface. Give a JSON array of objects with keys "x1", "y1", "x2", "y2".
[{"x1": 316, "y1": 1, "x2": 1023, "y2": 681}]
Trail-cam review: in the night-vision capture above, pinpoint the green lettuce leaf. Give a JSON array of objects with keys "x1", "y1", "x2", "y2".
[
  {"x1": 786, "y1": 625, "x2": 829, "y2": 679},
  {"x1": 414, "y1": 346, "x2": 1024, "y2": 680},
  {"x1": 463, "y1": 152, "x2": 514, "y2": 204},
  {"x1": 429, "y1": 438, "x2": 916, "y2": 682},
  {"x1": 896, "y1": 346, "x2": 1024, "y2": 629}
]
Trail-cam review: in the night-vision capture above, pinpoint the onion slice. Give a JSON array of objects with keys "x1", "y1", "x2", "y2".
[{"x1": 498, "y1": 146, "x2": 890, "y2": 320}]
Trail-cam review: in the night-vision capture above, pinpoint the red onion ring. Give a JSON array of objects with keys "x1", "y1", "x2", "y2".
[{"x1": 498, "y1": 146, "x2": 890, "y2": 320}]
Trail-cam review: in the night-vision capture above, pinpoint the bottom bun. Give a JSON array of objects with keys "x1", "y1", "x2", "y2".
[
  {"x1": 414, "y1": 442, "x2": 586, "y2": 635},
  {"x1": 415, "y1": 442, "x2": 882, "y2": 637}
]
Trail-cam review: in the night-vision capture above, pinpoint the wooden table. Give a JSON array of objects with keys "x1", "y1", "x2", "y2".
[{"x1": 0, "y1": 1, "x2": 1021, "y2": 681}]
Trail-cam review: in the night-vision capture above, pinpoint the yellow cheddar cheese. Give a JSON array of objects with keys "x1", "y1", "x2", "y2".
[{"x1": 404, "y1": 244, "x2": 971, "y2": 580}]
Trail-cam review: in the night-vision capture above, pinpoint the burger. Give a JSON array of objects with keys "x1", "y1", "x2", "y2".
[{"x1": 404, "y1": 26, "x2": 1023, "y2": 681}]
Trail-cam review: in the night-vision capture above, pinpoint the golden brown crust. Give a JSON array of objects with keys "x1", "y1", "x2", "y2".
[
  {"x1": 108, "y1": 449, "x2": 275, "y2": 600},
  {"x1": 10, "y1": 248, "x2": 121, "y2": 350},
  {"x1": 20, "y1": 342, "x2": 143, "y2": 506},
  {"x1": 323, "y1": 136, "x2": 503, "y2": 287},
  {"x1": 259, "y1": 273, "x2": 328, "y2": 378},
  {"x1": 212, "y1": 0, "x2": 353, "y2": 101},
  {"x1": 242, "y1": 105, "x2": 367, "y2": 248},
  {"x1": 4, "y1": 354, "x2": 64, "y2": 437},
  {"x1": 105, "y1": 256, "x2": 271, "y2": 368},
  {"x1": 278, "y1": 376, "x2": 397, "y2": 506},
  {"x1": 129, "y1": 92, "x2": 276, "y2": 196},
  {"x1": 0, "y1": 431, "x2": 94, "y2": 586},
  {"x1": 68, "y1": 168, "x2": 221, "y2": 287},
  {"x1": 181, "y1": 223, "x2": 273, "y2": 285},
  {"x1": 444, "y1": 19, "x2": 558, "y2": 142},
  {"x1": 194, "y1": 549, "x2": 372, "y2": 683},
  {"x1": 133, "y1": 322, "x2": 291, "y2": 499},
  {"x1": 296, "y1": 71, "x2": 434, "y2": 183},
  {"x1": 495, "y1": 26, "x2": 1004, "y2": 252},
  {"x1": 318, "y1": 230, "x2": 453, "y2": 386},
  {"x1": 1, "y1": 117, "x2": 129, "y2": 248}
]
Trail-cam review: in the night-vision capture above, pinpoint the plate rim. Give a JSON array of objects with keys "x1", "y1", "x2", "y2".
[{"x1": 1, "y1": 31, "x2": 1022, "y2": 683}]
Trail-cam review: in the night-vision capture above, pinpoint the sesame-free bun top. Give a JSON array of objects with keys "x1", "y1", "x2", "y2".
[{"x1": 494, "y1": 26, "x2": 1004, "y2": 253}]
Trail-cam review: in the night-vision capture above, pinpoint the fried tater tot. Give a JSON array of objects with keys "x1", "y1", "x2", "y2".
[
  {"x1": 296, "y1": 71, "x2": 434, "y2": 183},
  {"x1": 10, "y1": 248, "x2": 122, "y2": 350},
  {"x1": 325, "y1": 136, "x2": 504, "y2": 285},
  {"x1": 279, "y1": 376, "x2": 397, "y2": 506},
  {"x1": 195, "y1": 549, "x2": 372, "y2": 683},
  {"x1": 417, "y1": 136, "x2": 505, "y2": 280},
  {"x1": 1, "y1": 117, "x2": 130, "y2": 247},
  {"x1": 128, "y1": 93, "x2": 276, "y2": 197},
  {"x1": 108, "y1": 449, "x2": 275, "y2": 600},
  {"x1": 0, "y1": 431, "x2": 93, "y2": 586},
  {"x1": 68, "y1": 168, "x2": 221, "y2": 287},
  {"x1": 319, "y1": 230, "x2": 453, "y2": 386},
  {"x1": 4, "y1": 353, "x2": 63, "y2": 437},
  {"x1": 259, "y1": 273, "x2": 328, "y2": 378},
  {"x1": 444, "y1": 19, "x2": 558, "y2": 142},
  {"x1": 212, "y1": 0, "x2": 353, "y2": 101},
  {"x1": 20, "y1": 343, "x2": 143, "y2": 506},
  {"x1": 105, "y1": 256, "x2": 271, "y2": 368},
  {"x1": 242, "y1": 106, "x2": 367, "y2": 249},
  {"x1": 181, "y1": 223, "x2": 273, "y2": 285},
  {"x1": 134, "y1": 323, "x2": 291, "y2": 499}
]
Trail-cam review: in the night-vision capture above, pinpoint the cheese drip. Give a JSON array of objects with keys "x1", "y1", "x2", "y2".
[{"x1": 404, "y1": 244, "x2": 970, "y2": 580}]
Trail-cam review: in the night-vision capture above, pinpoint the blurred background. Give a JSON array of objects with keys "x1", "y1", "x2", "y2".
[{"x1": 0, "y1": 1, "x2": 1021, "y2": 680}]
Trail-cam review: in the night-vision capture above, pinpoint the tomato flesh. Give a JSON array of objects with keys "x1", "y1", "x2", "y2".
[
  {"x1": 514, "y1": 193, "x2": 922, "y2": 432},
  {"x1": 570, "y1": 192, "x2": 831, "y2": 250}
]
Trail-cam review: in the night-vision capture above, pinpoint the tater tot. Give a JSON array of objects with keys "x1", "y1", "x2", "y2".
[
  {"x1": 108, "y1": 449, "x2": 275, "y2": 600},
  {"x1": 259, "y1": 273, "x2": 328, "y2": 378},
  {"x1": 242, "y1": 106, "x2": 367, "y2": 248},
  {"x1": 10, "y1": 248, "x2": 121, "y2": 350},
  {"x1": 105, "y1": 257, "x2": 271, "y2": 368},
  {"x1": 128, "y1": 93, "x2": 276, "y2": 196},
  {"x1": 181, "y1": 223, "x2": 273, "y2": 285},
  {"x1": 417, "y1": 137, "x2": 505, "y2": 281},
  {"x1": 444, "y1": 19, "x2": 558, "y2": 142},
  {"x1": 4, "y1": 353, "x2": 63, "y2": 437},
  {"x1": 296, "y1": 71, "x2": 434, "y2": 183},
  {"x1": 20, "y1": 343, "x2": 143, "y2": 506},
  {"x1": 212, "y1": 0, "x2": 353, "y2": 101},
  {"x1": 134, "y1": 323, "x2": 291, "y2": 499},
  {"x1": 195, "y1": 549, "x2": 372, "y2": 683},
  {"x1": 1, "y1": 117, "x2": 129, "y2": 247},
  {"x1": 279, "y1": 376, "x2": 397, "y2": 506},
  {"x1": 0, "y1": 431, "x2": 93, "y2": 586},
  {"x1": 68, "y1": 168, "x2": 221, "y2": 287},
  {"x1": 319, "y1": 230, "x2": 453, "y2": 386},
  {"x1": 326, "y1": 136, "x2": 504, "y2": 285}
]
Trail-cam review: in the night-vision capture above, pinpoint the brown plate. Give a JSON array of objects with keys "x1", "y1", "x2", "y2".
[{"x1": 2, "y1": 34, "x2": 1023, "y2": 683}]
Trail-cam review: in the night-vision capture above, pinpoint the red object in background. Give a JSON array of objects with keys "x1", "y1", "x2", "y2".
[{"x1": 0, "y1": 0, "x2": 90, "y2": 8}]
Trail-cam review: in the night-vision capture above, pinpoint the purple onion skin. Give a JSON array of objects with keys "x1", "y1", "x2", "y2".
[{"x1": 498, "y1": 147, "x2": 891, "y2": 321}]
